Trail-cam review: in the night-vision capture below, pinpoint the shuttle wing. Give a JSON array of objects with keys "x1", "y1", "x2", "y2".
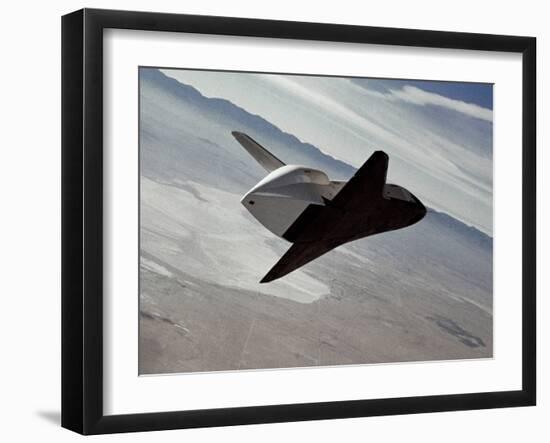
[
  {"x1": 232, "y1": 131, "x2": 286, "y2": 172},
  {"x1": 261, "y1": 239, "x2": 339, "y2": 283},
  {"x1": 260, "y1": 151, "x2": 390, "y2": 283}
]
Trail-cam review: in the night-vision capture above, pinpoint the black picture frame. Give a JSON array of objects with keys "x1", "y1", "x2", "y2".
[{"x1": 61, "y1": 8, "x2": 536, "y2": 435}]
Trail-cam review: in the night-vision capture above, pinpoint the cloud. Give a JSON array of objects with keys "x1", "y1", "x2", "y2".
[
  {"x1": 159, "y1": 69, "x2": 493, "y2": 235},
  {"x1": 261, "y1": 77, "x2": 492, "y2": 223},
  {"x1": 388, "y1": 85, "x2": 493, "y2": 122}
]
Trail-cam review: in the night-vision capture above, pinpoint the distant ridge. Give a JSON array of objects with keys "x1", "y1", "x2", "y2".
[
  {"x1": 426, "y1": 208, "x2": 493, "y2": 245},
  {"x1": 141, "y1": 68, "x2": 355, "y2": 179}
]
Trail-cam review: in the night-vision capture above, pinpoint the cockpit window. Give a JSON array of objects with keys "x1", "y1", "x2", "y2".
[{"x1": 383, "y1": 185, "x2": 414, "y2": 202}]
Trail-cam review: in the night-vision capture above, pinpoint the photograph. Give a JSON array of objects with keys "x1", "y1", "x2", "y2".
[{"x1": 138, "y1": 67, "x2": 494, "y2": 375}]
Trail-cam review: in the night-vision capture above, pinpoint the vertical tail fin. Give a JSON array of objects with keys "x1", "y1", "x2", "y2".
[{"x1": 231, "y1": 131, "x2": 285, "y2": 172}]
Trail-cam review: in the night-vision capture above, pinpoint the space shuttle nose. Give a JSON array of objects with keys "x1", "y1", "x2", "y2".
[
  {"x1": 411, "y1": 195, "x2": 427, "y2": 224},
  {"x1": 418, "y1": 203, "x2": 427, "y2": 220},
  {"x1": 415, "y1": 195, "x2": 426, "y2": 213}
]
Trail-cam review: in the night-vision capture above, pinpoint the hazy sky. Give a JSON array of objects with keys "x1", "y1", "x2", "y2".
[{"x1": 161, "y1": 69, "x2": 493, "y2": 235}]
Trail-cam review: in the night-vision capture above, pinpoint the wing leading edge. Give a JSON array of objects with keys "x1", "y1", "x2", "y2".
[{"x1": 260, "y1": 240, "x2": 339, "y2": 283}]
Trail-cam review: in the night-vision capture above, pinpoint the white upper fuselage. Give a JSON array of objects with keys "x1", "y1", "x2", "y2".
[{"x1": 241, "y1": 165, "x2": 345, "y2": 238}]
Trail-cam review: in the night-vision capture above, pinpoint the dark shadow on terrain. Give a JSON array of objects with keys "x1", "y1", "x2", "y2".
[{"x1": 427, "y1": 315, "x2": 486, "y2": 348}]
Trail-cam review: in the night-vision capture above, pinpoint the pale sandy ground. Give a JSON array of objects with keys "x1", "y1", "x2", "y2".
[{"x1": 139, "y1": 178, "x2": 492, "y2": 374}]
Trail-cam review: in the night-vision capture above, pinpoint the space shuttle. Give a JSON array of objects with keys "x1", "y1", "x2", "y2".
[{"x1": 232, "y1": 131, "x2": 426, "y2": 283}]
